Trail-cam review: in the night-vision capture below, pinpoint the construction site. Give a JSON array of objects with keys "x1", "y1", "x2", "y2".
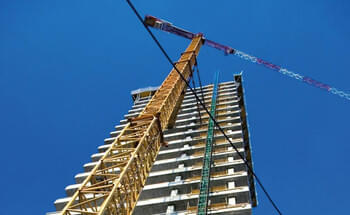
[
  {"x1": 1, "y1": 1, "x2": 349, "y2": 215},
  {"x1": 47, "y1": 4, "x2": 349, "y2": 215},
  {"x1": 49, "y1": 18, "x2": 259, "y2": 213}
]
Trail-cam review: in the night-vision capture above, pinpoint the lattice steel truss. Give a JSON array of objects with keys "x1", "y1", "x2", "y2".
[{"x1": 60, "y1": 36, "x2": 203, "y2": 215}]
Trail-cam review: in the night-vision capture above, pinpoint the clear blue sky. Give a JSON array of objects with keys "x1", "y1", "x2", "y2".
[{"x1": 1, "y1": 1, "x2": 349, "y2": 214}]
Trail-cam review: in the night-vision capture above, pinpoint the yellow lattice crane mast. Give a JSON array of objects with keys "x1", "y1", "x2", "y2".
[{"x1": 61, "y1": 35, "x2": 203, "y2": 215}]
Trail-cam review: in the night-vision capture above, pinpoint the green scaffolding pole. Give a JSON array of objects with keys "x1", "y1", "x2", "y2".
[{"x1": 197, "y1": 71, "x2": 219, "y2": 215}]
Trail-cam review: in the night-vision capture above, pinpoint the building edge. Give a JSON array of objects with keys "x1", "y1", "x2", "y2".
[{"x1": 234, "y1": 74, "x2": 258, "y2": 207}]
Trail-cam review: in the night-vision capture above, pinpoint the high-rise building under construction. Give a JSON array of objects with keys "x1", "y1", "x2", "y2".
[{"x1": 50, "y1": 74, "x2": 257, "y2": 214}]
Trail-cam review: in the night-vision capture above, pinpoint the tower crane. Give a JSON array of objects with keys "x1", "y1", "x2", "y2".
[{"x1": 60, "y1": 11, "x2": 348, "y2": 215}]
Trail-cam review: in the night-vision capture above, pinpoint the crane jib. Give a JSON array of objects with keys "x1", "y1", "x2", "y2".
[{"x1": 145, "y1": 15, "x2": 350, "y2": 101}]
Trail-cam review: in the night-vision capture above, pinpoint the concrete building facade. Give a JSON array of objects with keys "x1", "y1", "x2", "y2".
[{"x1": 50, "y1": 75, "x2": 257, "y2": 214}]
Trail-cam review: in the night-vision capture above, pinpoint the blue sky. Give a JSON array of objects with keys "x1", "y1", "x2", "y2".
[{"x1": 1, "y1": 1, "x2": 349, "y2": 214}]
